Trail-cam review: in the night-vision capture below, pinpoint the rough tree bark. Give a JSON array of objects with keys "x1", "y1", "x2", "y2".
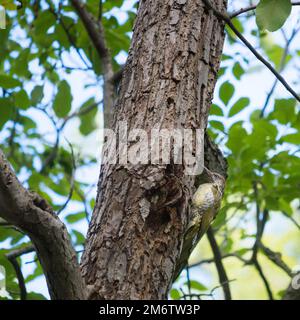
[
  {"x1": 81, "y1": 0, "x2": 227, "y2": 299},
  {"x1": 0, "y1": 150, "x2": 87, "y2": 300}
]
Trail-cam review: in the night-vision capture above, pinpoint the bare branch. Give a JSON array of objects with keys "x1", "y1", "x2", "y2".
[
  {"x1": 6, "y1": 246, "x2": 34, "y2": 300},
  {"x1": 57, "y1": 140, "x2": 76, "y2": 215},
  {"x1": 63, "y1": 99, "x2": 102, "y2": 125},
  {"x1": 282, "y1": 211, "x2": 300, "y2": 230},
  {"x1": 230, "y1": 1, "x2": 300, "y2": 19},
  {"x1": 0, "y1": 149, "x2": 87, "y2": 300},
  {"x1": 189, "y1": 252, "x2": 249, "y2": 268},
  {"x1": 70, "y1": 0, "x2": 115, "y2": 127},
  {"x1": 6, "y1": 246, "x2": 35, "y2": 259},
  {"x1": 47, "y1": 1, "x2": 91, "y2": 70},
  {"x1": 259, "y1": 243, "x2": 292, "y2": 277},
  {"x1": 249, "y1": 189, "x2": 273, "y2": 299},
  {"x1": 253, "y1": 259, "x2": 274, "y2": 300},
  {"x1": 207, "y1": 227, "x2": 232, "y2": 300},
  {"x1": 40, "y1": 100, "x2": 102, "y2": 173},
  {"x1": 260, "y1": 27, "x2": 300, "y2": 117}
]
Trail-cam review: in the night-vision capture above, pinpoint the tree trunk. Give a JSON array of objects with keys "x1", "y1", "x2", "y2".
[{"x1": 81, "y1": 0, "x2": 227, "y2": 300}]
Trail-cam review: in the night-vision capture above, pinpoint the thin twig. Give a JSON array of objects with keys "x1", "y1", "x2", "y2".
[
  {"x1": 62, "y1": 100, "x2": 102, "y2": 125},
  {"x1": 282, "y1": 211, "x2": 300, "y2": 230},
  {"x1": 189, "y1": 252, "x2": 249, "y2": 268},
  {"x1": 39, "y1": 100, "x2": 101, "y2": 173},
  {"x1": 230, "y1": 1, "x2": 300, "y2": 19},
  {"x1": 259, "y1": 243, "x2": 292, "y2": 277},
  {"x1": 250, "y1": 184, "x2": 273, "y2": 299},
  {"x1": 70, "y1": 0, "x2": 115, "y2": 127},
  {"x1": 57, "y1": 140, "x2": 76, "y2": 215},
  {"x1": 202, "y1": 0, "x2": 300, "y2": 104},
  {"x1": 260, "y1": 27, "x2": 300, "y2": 117},
  {"x1": 47, "y1": 1, "x2": 91, "y2": 69},
  {"x1": 6, "y1": 246, "x2": 35, "y2": 300},
  {"x1": 98, "y1": 0, "x2": 103, "y2": 22},
  {"x1": 251, "y1": 183, "x2": 269, "y2": 261},
  {"x1": 253, "y1": 259, "x2": 274, "y2": 300}
]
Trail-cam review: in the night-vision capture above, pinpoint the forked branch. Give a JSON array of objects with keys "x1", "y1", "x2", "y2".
[{"x1": 0, "y1": 149, "x2": 87, "y2": 300}]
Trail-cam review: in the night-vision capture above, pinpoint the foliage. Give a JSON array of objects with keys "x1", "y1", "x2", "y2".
[
  {"x1": 256, "y1": 0, "x2": 292, "y2": 32},
  {"x1": 0, "y1": 0, "x2": 299, "y2": 300}
]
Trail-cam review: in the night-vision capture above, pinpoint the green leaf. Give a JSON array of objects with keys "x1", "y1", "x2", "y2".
[
  {"x1": 227, "y1": 122, "x2": 247, "y2": 154},
  {"x1": 269, "y1": 99, "x2": 296, "y2": 124},
  {"x1": 72, "y1": 230, "x2": 85, "y2": 245},
  {"x1": 250, "y1": 110, "x2": 261, "y2": 122},
  {"x1": 278, "y1": 198, "x2": 293, "y2": 215},
  {"x1": 31, "y1": 85, "x2": 44, "y2": 105},
  {"x1": 260, "y1": 32, "x2": 292, "y2": 69},
  {"x1": 53, "y1": 80, "x2": 72, "y2": 118},
  {"x1": 27, "y1": 292, "x2": 47, "y2": 300},
  {"x1": 256, "y1": 0, "x2": 292, "y2": 32},
  {"x1": 232, "y1": 62, "x2": 245, "y2": 80},
  {"x1": 185, "y1": 280, "x2": 207, "y2": 292},
  {"x1": 0, "y1": 0, "x2": 17, "y2": 10},
  {"x1": 170, "y1": 288, "x2": 181, "y2": 300},
  {"x1": 263, "y1": 44, "x2": 291, "y2": 70},
  {"x1": 79, "y1": 98, "x2": 98, "y2": 136},
  {"x1": 0, "y1": 74, "x2": 21, "y2": 89},
  {"x1": 209, "y1": 104, "x2": 223, "y2": 116},
  {"x1": 210, "y1": 120, "x2": 225, "y2": 132},
  {"x1": 229, "y1": 98, "x2": 250, "y2": 117},
  {"x1": 281, "y1": 133, "x2": 300, "y2": 145},
  {"x1": 102, "y1": 0, "x2": 123, "y2": 12},
  {"x1": 0, "y1": 98, "x2": 13, "y2": 129},
  {"x1": 13, "y1": 89, "x2": 31, "y2": 110},
  {"x1": 33, "y1": 10, "x2": 56, "y2": 35},
  {"x1": 65, "y1": 212, "x2": 86, "y2": 224},
  {"x1": 219, "y1": 81, "x2": 234, "y2": 105},
  {"x1": 218, "y1": 67, "x2": 226, "y2": 78}
]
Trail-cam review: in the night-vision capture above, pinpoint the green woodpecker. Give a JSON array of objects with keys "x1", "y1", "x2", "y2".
[{"x1": 174, "y1": 169, "x2": 225, "y2": 279}]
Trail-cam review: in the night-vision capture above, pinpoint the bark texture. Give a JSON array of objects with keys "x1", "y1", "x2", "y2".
[
  {"x1": 0, "y1": 149, "x2": 87, "y2": 300},
  {"x1": 81, "y1": 0, "x2": 227, "y2": 299}
]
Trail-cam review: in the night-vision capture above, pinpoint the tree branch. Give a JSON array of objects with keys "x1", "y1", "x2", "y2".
[
  {"x1": 230, "y1": 1, "x2": 300, "y2": 19},
  {"x1": 259, "y1": 243, "x2": 292, "y2": 277},
  {"x1": 202, "y1": 0, "x2": 300, "y2": 104},
  {"x1": 260, "y1": 27, "x2": 300, "y2": 117},
  {"x1": 0, "y1": 149, "x2": 87, "y2": 300},
  {"x1": 207, "y1": 227, "x2": 232, "y2": 300},
  {"x1": 6, "y1": 247, "x2": 34, "y2": 300},
  {"x1": 253, "y1": 258, "x2": 274, "y2": 300},
  {"x1": 70, "y1": 0, "x2": 115, "y2": 127},
  {"x1": 249, "y1": 189, "x2": 273, "y2": 299},
  {"x1": 282, "y1": 211, "x2": 300, "y2": 230},
  {"x1": 189, "y1": 252, "x2": 249, "y2": 268},
  {"x1": 47, "y1": 1, "x2": 91, "y2": 70}
]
